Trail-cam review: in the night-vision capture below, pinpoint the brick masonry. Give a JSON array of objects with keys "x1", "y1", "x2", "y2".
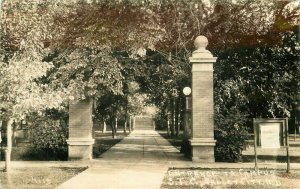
[
  {"x1": 192, "y1": 71, "x2": 214, "y2": 139},
  {"x1": 67, "y1": 99, "x2": 94, "y2": 160},
  {"x1": 189, "y1": 36, "x2": 217, "y2": 162},
  {"x1": 189, "y1": 62, "x2": 216, "y2": 162}
]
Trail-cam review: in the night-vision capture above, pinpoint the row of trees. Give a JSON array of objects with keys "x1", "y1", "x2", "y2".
[{"x1": 0, "y1": 0, "x2": 299, "y2": 164}]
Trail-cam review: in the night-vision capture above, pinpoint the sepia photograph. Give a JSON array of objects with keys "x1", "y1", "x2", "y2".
[{"x1": 0, "y1": 0, "x2": 299, "y2": 188}]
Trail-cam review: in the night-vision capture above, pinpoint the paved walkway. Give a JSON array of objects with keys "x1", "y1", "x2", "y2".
[
  {"x1": 55, "y1": 130, "x2": 300, "y2": 189},
  {"x1": 2, "y1": 130, "x2": 300, "y2": 188},
  {"x1": 56, "y1": 130, "x2": 300, "y2": 189},
  {"x1": 56, "y1": 130, "x2": 187, "y2": 189}
]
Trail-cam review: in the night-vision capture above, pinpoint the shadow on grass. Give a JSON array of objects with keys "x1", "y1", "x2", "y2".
[
  {"x1": 157, "y1": 131, "x2": 183, "y2": 148},
  {"x1": 157, "y1": 131, "x2": 192, "y2": 159},
  {"x1": 93, "y1": 132, "x2": 128, "y2": 158}
]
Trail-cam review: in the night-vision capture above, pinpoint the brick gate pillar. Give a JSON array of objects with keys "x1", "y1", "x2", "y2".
[
  {"x1": 189, "y1": 36, "x2": 217, "y2": 162},
  {"x1": 67, "y1": 99, "x2": 94, "y2": 160}
]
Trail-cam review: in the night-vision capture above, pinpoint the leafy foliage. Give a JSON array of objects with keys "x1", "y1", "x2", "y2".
[
  {"x1": 46, "y1": 48, "x2": 124, "y2": 101},
  {"x1": 212, "y1": 2, "x2": 300, "y2": 161},
  {"x1": 28, "y1": 112, "x2": 68, "y2": 160},
  {"x1": 0, "y1": 44, "x2": 66, "y2": 122},
  {"x1": 1, "y1": 0, "x2": 299, "y2": 162},
  {"x1": 95, "y1": 84, "x2": 147, "y2": 122},
  {"x1": 214, "y1": 106, "x2": 248, "y2": 162},
  {"x1": 51, "y1": 2, "x2": 164, "y2": 50}
]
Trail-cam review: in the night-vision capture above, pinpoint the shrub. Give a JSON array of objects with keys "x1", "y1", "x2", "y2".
[
  {"x1": 154, "y1": 114, "x2": 167, "y2": 130},
  {"x1": 28, "y1": 113, "x2": 68, "y2": 160},
  {"x1": 180, "y1": 139, "x2": 191, "y2": 158},
  {"x1": 214, "y1": 108, "x2": 248, "y2": 162}
]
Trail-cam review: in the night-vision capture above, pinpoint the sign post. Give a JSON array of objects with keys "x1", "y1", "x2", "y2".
[{"x1": 253, "y1": 118, "x2": 289, "y2": 173}]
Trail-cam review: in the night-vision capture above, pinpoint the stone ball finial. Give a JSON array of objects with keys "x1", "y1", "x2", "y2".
[
  {"x1": 194, "y1": 35, "x2": 208, "y2": 49},
  {"x1": 191, "y1": 35, "x2": 214, "y2": 58}
]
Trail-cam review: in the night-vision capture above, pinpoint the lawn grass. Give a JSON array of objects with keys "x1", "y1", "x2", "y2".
[
  {"x1": 0, "y1": 131, "x2": 126, "y2": 189},
  {"x1": 157, "y1": 131, "x2": 192, "y2": 156},
  {"x1": 161, "y1": 168, "x2": 300, "y2": 189},
  {"x1": 157, "y1": 131, "x2": 183, "y2": 150},
  {"x1": 159, "y1": 130, "x2": 300, "y2": 188},
  {"x1": 93, "y1": 131, "x2": 126, "y2": 158},
  {"x1": 0, "y1": 166, "x2": 87, "y2": 189}
]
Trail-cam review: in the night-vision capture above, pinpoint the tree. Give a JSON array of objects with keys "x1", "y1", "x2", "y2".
[
  {"x1": 49, "y1": 0, "x2": 298, "y2": 161},
  {"x1": 0, "y1": 0, "x2": 74, "y2": 170},
  {"x1": 1, "y1": 0, "x2": 299, "y2": 163},
  {"x1": 0, "y1": 44, "x2": 68, "y2": 171},
  {"x1": 212, "y1": 1, "x2": 300, "y2": 161},
  {"x1": 94, "y1": 82, "x2": 147, "y2": 138}
]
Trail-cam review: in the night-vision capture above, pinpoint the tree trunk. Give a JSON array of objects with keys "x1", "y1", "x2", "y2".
[
  {"x1": 175, "y1": 98, "x2": 180, "y2": 137},
  {"x1": 167, "y1": 120, "x2": 170, "y2": 137},
  {"x1": 5, "y1": 118, "x2": 13, "y2": 172},
  {"x1": 110, "y1": 120, "x2": 115, "y2": 139},
  {"x1": 171, "y1": 98, "x2": 175, "y2": 137},
  {"x1": 133, "y1": 116, "x2": 136, "y2": 131},
  {"x1": 124, "y1": 120, "x2": 127, "y2": 135},
  {"x1": 102, "y1": 121, "x2": 107, "y2": 133},
  {"x1": 129, "y1": 116, "x2": 132, "y2": 133},
  {"x1": 115, "y1": 118, "x2": 118, "y2": 130}
]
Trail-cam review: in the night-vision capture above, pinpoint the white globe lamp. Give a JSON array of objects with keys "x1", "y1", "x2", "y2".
[{"x1": 183, "y1": 87, "x2": 191, "y2": 96}]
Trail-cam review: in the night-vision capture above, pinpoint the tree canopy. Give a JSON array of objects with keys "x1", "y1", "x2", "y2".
[{"x1": 0, "y1": 0, "x2": 299, "y2": 162}]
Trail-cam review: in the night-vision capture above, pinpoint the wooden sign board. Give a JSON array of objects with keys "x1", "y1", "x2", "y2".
[
  {"x1": 253, "y1": 118, "x2": 287, "y2": 148},
  {"x1": 260, "y1": 122, "x2": 281, "y2": 148},
  {"x1": 253, "y1": 118, "x2": 289, "y2": 172}
]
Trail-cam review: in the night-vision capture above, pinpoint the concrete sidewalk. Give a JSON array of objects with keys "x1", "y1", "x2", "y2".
[
  {"x1": 56, "y1": 130, "x2": 187, "y2": 189},
  {"x1": 56, "y1": 130, "x2": 300, "y2": 189},
  {"x1": 1, "y1": 129, "x2": 300, "y2": 188}
]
